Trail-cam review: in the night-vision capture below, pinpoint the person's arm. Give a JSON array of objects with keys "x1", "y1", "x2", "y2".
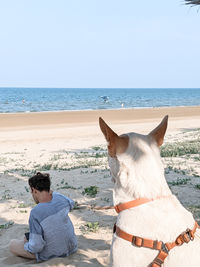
[
  {"x1": 54, "y1": 192, "x2": 75, "y2": 211},
  {"x1": 66, "y1": 197, "x2": 75, "y2": 211},
  {"x1": 24, "y1": 212, "x2": 46, "y2": 254}
]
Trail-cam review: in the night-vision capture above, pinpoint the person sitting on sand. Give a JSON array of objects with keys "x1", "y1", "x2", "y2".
[{"x1": 9, "y1": 172, "x2": 77, "y2": 262}]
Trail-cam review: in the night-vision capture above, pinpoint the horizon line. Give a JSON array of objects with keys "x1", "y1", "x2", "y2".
[{"x1": 0, "y1": 87, "x2": 200, "y2": 89}]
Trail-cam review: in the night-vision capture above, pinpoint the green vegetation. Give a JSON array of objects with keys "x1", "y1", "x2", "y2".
[
  {"x1": 4, "y1": 168, "x2": 35, "y2": 177},
  {"x1": 161, "y1": 139, "x2": 200, "y2": 157},
  {"x1": 0, "y1": 221, "x2": 14, "y2": 230},
  {"x1": 58, "y1": 184, "x2": 77, "y2": 190},
  {"x1": 195, "y1": 184, "x2": 200, "y2": 190},
  {"x1": 80, "y1": 170, "x2": 89, "y2": 174},
  {"x1": 92, "y1": 152, "x2": 107, "y2": 158},
  {"x1": 57, "y1": 179, "x2": 77, "y2": 190},
  {"x1": 73, "y1": 201, "x2": 79, "y2": 210},
  {"x1": 193, "y1": 173, "x2": 200, "y2": 178},
  {"x1": 82, "y1": 186, "x2": 98, "y2": 197},
  {"x1": 168, "y1": 178, "x2": 191, "y2": 186},
  {"x1": 39, "y1": 163, "x2": 52, "y2": 171},
  {"x1": 85, "y1": 222, "x2": 99, "y2": 232},
  {"x1": 50, "y1": 154, "x2": 62, "y2": 161},
  {"x1": 24, "y1": 186, "x2": 29, "y2": 192},
  {"x1": 18, "y1": 203, "x2": 29, "y2": 208},
  {"x1": 91, "y1": 146, "x2": 105, "y2": 151},
  {"x1": 101, "y1": 197, "x2": 110, "y2": 203},
  {"x1": 165, "y1": 166, "x2": 187, "y2": 175},
  {"x1": 1, "y1": 190, "x2": 12, "y2": 200},
  {"x1": 90, "y1": 169, "x2": 98, "y2": 173}
]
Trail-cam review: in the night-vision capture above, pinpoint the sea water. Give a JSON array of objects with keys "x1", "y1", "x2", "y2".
[{"x1": 0, "y1": 88, "x2": 199, "y2": 113}]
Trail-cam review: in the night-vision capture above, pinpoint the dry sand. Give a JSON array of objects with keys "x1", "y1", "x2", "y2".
[{"x1": 0, "y1": 106, "x2": 200, "y2": 267}]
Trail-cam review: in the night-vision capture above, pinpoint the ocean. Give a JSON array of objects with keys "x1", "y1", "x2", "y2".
[{"x1": 0, "y1": 88, "x2": 199, "y2": 113}]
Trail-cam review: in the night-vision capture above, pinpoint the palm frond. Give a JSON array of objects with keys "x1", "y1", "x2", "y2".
[{"x1": 185, "y1": 0, "x2": 200, "y2": 5}]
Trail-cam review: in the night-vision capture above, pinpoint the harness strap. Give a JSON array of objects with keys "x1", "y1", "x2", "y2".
[
  {"x1": 150, "y1": 250, "x2": 168, "y2": 267},
  {"x1": 114, "y1": 221, "x2": 199, "y2": 267},
  {"x1": 114, "y1": 198, "x2": 152, "y2": 213},
  {"x1": 115, "y1": 225, "x2": 163, "y2": 249},
  {"x1": 114, "y1": 195, "x2": 172, "y2": 214}
]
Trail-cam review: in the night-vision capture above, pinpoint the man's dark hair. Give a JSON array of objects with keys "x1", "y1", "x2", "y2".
[{"x1": 28, "y1": 172, "x2": 51, "y2": 192}]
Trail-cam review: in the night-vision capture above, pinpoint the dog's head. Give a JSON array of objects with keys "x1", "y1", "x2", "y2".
[{"x1": 99, "y1": 116, "x2": 170, "y2": 200}]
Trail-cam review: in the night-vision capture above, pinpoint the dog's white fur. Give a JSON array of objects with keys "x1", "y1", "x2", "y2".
[{"x1": 99, "y1": 117, "x2": 200, "y2": 267}]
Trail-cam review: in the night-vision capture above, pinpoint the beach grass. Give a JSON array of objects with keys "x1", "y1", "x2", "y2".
[
  {"x1": 168, "y1": 178, "x2": 191, "y2": 186},
  {"x1": 80, "y1": 222, "x2": 100, "y2": 233},
  {"x1": 161, "y1": 139, "x2": 200, "y2": 157},
  {"x1": 82, "y1": 186, "x2": 98, "y2": 198}
]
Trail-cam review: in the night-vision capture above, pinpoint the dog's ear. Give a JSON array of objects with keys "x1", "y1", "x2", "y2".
[
  {"x1": 149, "y1": 115, "x2": 168, "y2": 147},
  {"x1": 99, "y1": 117, "x2": 129, "y2": 157}
]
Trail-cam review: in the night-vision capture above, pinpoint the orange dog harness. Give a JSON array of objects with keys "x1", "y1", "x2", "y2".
[
  {"x1": 114, "y1": 198, "x2": 199, "y2": 267},
  {"x1": 114, "y1": 197, "x2": 154, "y2": 213}
]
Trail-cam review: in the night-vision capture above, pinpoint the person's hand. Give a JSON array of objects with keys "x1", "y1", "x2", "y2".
[{"x1": 24, "y1": 236, "x2": 28, "y2": 243}]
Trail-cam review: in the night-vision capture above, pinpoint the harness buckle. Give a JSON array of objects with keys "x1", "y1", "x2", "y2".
[
  {"x1": 175, "y1": 228, "x2": 194, "y2": 246},
  {"x1": 132, "y1": 236, "x2": 136, "y2": 246},
  {"x1": 151, "y1": 258, "x2": 163, "y2": 267},
  {"x1": 132, "y1": 236, "x2": 144, "y2": 247},
  {"x1": 186, "y1": 228, "x2": 194, "y2": 241},
  {"x1": 161, "y1": 242, "x2": 169, "y2": 254}
]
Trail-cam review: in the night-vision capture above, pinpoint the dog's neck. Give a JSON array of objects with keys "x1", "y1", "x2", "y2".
[
  {"x1": 112, "y1": 135, "x2": 172, "y2": 206},
  {"x1": 113, "y1": 168, "x2": 171, "y2": 206}
]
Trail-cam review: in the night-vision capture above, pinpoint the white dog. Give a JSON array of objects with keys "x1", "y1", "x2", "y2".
[{"x1": 99, "y1": 116, "x2": 200, "y2": 267}]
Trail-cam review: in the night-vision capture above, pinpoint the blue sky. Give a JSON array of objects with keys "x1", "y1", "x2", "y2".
[{"x1": 0, "y1": 0, "x2": 199, "y2": 88}]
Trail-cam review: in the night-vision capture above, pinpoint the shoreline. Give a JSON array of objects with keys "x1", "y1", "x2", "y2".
[
  {"x1": 0, "y1": 103, "x2": 200, "y2": 113},
  {"x1": 0, "y1": 106, "x2": 200, "y2": 129},
  {"x1": 0, "y1": 104, "x2": 198, "y2": 114}
]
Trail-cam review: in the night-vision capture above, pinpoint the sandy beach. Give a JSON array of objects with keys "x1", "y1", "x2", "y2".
[
  {"x1": 0, "y1": 106, "x2": 200, "y2": 129},
  {"x1": 0, "y1": 106, "x2": 200, "y2": 267}
]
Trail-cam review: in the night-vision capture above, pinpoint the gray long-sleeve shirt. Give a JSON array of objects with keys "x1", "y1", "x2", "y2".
[{"x1": 24, "y1": 192, "x2": 77, "y2": 262}]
